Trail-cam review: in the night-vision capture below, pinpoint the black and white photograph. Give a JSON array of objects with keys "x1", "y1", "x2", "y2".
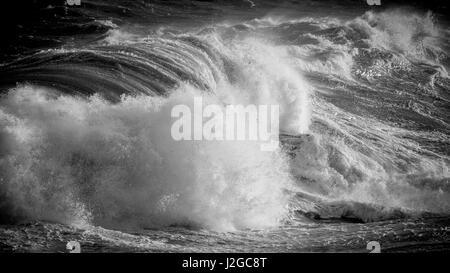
[{"x1": 0, "y1": 0, "x2": 449, "y2": 259}]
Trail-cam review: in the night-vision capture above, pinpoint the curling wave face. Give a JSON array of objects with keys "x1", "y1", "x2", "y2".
[{"x1": 0, "y1": 3, "x2": 449, "y2": 231}]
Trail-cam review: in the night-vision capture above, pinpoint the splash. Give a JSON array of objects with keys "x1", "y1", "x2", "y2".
[
  {"x1": 348, "y1": 9, "x2": 444, "y2": 61},
  {"x1": 0, "y1": 85, "x2": 296, "y2": 231}
]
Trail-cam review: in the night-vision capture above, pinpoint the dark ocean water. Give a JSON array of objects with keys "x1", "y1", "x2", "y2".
[{"x1": 0, "y1": 0, "x2": 449, "y2": 252}]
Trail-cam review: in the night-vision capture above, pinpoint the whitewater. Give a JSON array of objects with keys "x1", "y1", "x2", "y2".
[{"x1": 0, "y1": 0, "x2": 449, "y2": 252}]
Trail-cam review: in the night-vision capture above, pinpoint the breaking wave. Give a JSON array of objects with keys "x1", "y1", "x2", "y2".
[
  {"x1": 0, "y1": 31, "x2": 311, "y2": 231},
  {"x1": 0, "y1": 6, "x2": 449, "y2": 231}
]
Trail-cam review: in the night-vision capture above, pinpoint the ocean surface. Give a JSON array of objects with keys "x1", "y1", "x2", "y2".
[{"x1": 0, "y1": 0, "x2": 449, "y2": 252}]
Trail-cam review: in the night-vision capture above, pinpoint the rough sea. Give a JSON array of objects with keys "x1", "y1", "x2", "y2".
[{"x1": 0, "y1": 0, "x2": 449, "y2": 252}]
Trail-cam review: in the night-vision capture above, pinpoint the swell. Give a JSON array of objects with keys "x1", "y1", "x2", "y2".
[{"x1": 0, "y1": 36, "x2": 222, "y2": 100}]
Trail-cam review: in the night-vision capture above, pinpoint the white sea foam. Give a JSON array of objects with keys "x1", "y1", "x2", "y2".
[
  {"x1": 0, "y1": 85, "x2": 294, "y2": 231},
  {"x1": 0, "y1": 31, "x2": 315, "y2": 230}
]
